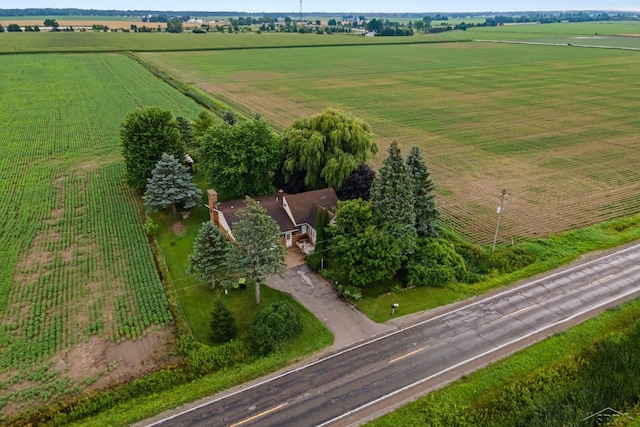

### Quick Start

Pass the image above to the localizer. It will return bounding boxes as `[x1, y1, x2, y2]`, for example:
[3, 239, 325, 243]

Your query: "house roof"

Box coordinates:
[215, 193, 297, 234]
[285, 188, 338, 229]
[215, 188, 338, 234]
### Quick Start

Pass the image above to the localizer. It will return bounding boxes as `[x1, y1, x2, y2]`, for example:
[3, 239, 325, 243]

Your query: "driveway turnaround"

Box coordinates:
[142, 241, 640, 427]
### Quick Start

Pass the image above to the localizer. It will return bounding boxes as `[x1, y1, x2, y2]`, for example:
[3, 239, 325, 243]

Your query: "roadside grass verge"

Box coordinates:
[366, 297, 640, 426]
[353, 214, 640, 322]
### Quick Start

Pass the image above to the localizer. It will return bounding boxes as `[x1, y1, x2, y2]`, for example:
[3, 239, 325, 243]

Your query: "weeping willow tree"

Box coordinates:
[280, 108, 377, 191]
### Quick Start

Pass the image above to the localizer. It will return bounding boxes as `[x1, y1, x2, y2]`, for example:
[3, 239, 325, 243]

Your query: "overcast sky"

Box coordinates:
[3, 1, 638, 13]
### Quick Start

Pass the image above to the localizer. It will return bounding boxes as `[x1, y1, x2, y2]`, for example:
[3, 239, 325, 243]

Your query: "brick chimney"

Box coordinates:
[207, 189, 219, 225]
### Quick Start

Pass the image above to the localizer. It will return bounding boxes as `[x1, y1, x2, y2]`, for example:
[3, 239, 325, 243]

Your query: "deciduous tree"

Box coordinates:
[200, 118, 280, 199]
[120, 107, 183, 193]
[406, 146, 440, 238]
[143, 153, 201, 216]
[193, 111, 214, 139]
[44, 19, 59, 30]
[187, 221, 234, 288]
[166, 18, 184, 33]
[280, 108, 377, 191]
[338, 164, 376, 201]
[329, 199, 402, 286]
[232, 198, 287, 305]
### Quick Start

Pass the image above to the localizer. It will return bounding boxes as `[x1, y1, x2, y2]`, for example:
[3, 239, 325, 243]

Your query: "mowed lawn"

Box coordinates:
[141, 41, 640, 243]
[0, 53, 203, 416]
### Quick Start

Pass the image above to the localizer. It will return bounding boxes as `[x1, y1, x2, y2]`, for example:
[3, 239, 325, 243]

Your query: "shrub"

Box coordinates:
[306, 252, 323, 271]
[406, 238, 467, 287]
[186, 340, 248, 376]
[455, 241, 535, 275]
[338, 284, 362, 301]
[250, 301, 303, 355]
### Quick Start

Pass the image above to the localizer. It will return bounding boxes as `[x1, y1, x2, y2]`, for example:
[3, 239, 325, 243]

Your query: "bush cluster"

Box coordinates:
[250, 301, 303, 355]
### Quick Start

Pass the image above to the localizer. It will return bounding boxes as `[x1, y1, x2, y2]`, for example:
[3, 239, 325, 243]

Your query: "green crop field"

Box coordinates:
[0, 53, 203, 417]
[468, 21, 640, 48]
[140, 39, 640, 244]
[0, 30, 467, 54]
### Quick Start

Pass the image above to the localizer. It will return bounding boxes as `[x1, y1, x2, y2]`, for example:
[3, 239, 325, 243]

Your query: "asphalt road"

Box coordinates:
[145, 241, 640, 427]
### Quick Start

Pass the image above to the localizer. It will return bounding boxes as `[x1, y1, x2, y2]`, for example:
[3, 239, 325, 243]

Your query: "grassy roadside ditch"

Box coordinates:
[351, 214, 640, 322]
[366, 296, 640, 426]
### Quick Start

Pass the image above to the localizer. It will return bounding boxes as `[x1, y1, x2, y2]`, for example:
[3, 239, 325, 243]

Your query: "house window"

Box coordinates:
[301, 225, 307, 233]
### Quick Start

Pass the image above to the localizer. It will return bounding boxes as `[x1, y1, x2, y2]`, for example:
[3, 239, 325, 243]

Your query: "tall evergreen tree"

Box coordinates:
[143, 153, 201, 217]
[187, 222, 233, 289]
[233, 198, 287, 305]
[406, 146, 440, 238]
[370, 141, 417, 252]
[210, 299, 238, 343]
[120, 107, 183, 193]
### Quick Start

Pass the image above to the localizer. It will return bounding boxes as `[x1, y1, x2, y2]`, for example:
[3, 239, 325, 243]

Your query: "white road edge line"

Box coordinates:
[144, 241, 640, 427]
[315, 285, 640, 427]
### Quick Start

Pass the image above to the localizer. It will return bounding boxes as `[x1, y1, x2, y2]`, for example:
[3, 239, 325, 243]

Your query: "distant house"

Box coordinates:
[207, 188, 338, 250]
[365, 31, 376, 37]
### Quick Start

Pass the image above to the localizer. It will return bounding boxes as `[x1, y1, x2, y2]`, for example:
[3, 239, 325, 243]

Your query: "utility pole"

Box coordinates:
[492, 189, 507, 254]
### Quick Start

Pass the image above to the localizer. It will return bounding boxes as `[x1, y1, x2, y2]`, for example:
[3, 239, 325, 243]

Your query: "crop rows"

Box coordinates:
[0, 52, 203, 413]
[143, 39, 640, 244]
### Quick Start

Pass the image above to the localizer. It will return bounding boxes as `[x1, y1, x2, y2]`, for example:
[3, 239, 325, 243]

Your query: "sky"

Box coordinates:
[3, 1, 639, 13]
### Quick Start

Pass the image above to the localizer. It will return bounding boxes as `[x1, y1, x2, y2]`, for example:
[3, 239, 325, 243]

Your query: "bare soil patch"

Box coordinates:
[54, 327, 177, 390]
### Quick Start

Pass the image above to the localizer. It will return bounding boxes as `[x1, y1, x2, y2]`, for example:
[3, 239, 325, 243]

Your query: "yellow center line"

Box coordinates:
[500, 305, 533, 319]
[388, 346, 429, 364]
[230, 402, 288, 427]
[590, 274, 614, 286]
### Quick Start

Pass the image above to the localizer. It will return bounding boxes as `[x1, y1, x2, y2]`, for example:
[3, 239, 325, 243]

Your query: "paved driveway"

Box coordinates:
[267, 264, 393, 349]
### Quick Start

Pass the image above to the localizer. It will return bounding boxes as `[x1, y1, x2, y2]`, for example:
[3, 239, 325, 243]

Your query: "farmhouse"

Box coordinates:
[207, 188, 338, 251]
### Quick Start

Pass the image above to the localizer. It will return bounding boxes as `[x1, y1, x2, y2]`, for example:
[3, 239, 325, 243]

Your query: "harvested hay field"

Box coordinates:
[141, 41, 640, 244]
